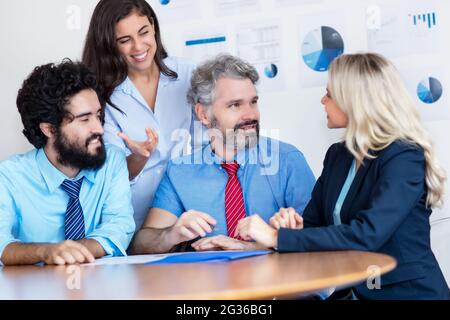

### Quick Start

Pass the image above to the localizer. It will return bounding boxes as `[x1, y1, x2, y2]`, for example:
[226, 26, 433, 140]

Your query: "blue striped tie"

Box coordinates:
[61, 178, 85, 241]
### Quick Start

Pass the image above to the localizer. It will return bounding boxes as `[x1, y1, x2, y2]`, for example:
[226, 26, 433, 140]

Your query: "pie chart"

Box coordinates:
[160, 0, 170, 5]
[264, 64, 278, 78]
[417, 77, 443, 104]
[302, 26, 344, 72]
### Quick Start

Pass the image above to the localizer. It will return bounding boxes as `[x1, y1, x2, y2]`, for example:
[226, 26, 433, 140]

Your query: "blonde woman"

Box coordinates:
[236, 53, 449, 299]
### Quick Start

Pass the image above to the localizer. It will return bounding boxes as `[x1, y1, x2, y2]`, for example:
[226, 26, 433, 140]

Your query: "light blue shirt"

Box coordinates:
[104, 56, 202, 229]
[152, 137, 316, 235]
[331, 159, 358, 300]
[313, 159, 357, 300]
[0, 144, 136, 264]
[333, 159, 357, 225]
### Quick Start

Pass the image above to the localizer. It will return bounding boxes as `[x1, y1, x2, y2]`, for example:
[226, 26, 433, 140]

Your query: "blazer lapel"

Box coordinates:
[324, 148, 353, 225]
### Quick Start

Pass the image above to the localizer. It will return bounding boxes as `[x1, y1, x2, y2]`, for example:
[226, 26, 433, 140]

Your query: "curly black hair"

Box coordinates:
[16, 59, 105, 149]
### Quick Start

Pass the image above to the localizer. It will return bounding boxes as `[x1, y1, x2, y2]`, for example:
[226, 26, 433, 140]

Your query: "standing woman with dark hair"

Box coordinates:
[83, 0, 199, 229]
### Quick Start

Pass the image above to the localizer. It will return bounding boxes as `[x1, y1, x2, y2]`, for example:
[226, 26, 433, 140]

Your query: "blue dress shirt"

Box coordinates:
[151, 137, 316, 235]
[104, 56, 203, 229]
[0, 144, 136, 264]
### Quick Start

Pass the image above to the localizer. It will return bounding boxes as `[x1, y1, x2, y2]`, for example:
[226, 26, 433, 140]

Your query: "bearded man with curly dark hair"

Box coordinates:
[0, 60, 135, 266]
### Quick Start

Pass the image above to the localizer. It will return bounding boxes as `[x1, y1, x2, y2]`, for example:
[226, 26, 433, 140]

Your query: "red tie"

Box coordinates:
[221, 161, 247, 239]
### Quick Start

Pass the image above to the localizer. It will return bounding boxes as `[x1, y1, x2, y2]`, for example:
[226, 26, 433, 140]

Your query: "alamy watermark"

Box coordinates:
[366, 4, 382, 31]
[169, 127, 281, 176]
[66, 5, 81, 31]
[66, 265, 81, 290]
[366, 265, 382, 290]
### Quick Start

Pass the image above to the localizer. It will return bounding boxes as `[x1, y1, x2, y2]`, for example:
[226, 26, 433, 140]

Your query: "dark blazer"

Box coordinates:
[278, 140, 449, 299]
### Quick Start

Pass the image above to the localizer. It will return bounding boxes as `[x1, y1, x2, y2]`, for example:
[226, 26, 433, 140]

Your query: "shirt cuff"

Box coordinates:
[130, 170, 144, 185]
[88, 236, 127, 257]
[123, 148, 143, 185]
[129, 161, 150, 185]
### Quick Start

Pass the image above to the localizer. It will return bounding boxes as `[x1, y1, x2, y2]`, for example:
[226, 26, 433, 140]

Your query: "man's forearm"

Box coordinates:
[1, 242, 48, 266]
[77, 239, 106, 258]
[130, 227, 178, 254]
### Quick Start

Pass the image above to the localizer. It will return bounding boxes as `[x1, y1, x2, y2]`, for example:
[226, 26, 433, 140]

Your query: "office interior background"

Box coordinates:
[0, 0, 449, 284]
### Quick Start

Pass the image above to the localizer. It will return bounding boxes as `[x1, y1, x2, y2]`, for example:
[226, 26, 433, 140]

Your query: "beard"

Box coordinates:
[54, 130, 106, 171]
[210, 118, 260, 151]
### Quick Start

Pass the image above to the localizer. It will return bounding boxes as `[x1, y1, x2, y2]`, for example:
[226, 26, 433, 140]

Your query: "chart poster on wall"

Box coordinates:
[214, 0, 263, 17]
[402, 66, 449, 122]
[183, 28, 229, 64]
[367, 0, 445, 58]
[297, 11, 347, 88]
[147, 0, 202, 24]
[236, 21, 286, 92]
[273, 0, 322, 8]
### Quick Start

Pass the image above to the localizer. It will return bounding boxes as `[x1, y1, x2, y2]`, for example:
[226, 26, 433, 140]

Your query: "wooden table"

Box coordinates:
[0, 251, 396, 300]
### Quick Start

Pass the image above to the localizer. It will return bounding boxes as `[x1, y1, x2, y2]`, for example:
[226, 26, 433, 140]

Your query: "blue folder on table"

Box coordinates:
[146, 250, 271, 265]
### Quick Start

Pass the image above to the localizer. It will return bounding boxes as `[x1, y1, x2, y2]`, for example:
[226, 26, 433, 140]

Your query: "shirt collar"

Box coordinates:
[116, 77, 133, 95]
[116, 74, 174, 107]
[116, 59, 176, 95]
[202, 143, 258, 167]
[36, 148, 97, 193]
[159, 72, 172, 87]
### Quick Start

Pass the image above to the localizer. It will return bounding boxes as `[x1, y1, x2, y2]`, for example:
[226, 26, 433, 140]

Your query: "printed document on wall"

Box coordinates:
[367, 0, 447, 58]
[183, 28, 229, 64]
[401, 65, 449, 122]
[236, 20, 286, 92]
[147, 0, 202, 24]
[297, 10, 347, 88]
[273, 0, 321, 8]
[214, 0, 263, 17]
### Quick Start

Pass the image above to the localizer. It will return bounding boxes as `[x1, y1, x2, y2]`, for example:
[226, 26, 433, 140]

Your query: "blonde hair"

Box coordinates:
[328, 53, 446, 208]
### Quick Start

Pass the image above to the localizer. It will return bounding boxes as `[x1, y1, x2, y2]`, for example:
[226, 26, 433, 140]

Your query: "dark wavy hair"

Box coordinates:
[82, 0, 177, 112]
[16, 60, 105, 149]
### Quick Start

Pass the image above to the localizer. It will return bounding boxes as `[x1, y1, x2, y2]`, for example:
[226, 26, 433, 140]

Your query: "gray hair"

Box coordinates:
[186, 54, 259, 112]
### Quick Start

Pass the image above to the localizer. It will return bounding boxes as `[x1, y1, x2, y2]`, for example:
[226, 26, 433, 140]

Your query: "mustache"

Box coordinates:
[234, 120, 259, 131]
[85, 134, 104, 147]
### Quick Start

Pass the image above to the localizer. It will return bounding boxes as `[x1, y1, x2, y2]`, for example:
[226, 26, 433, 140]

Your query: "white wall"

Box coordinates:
[0, 0, 449, 284]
